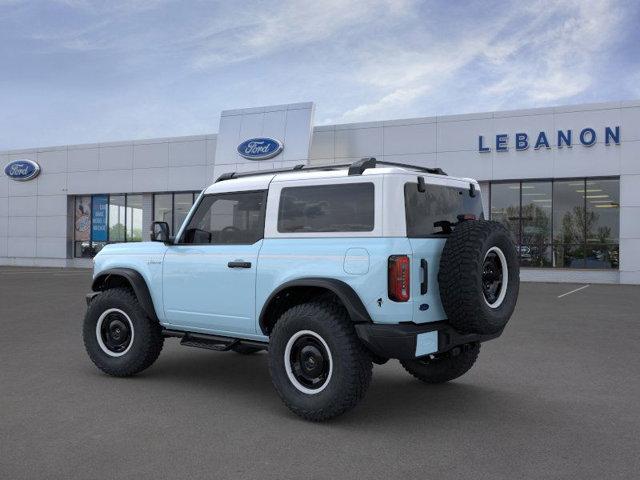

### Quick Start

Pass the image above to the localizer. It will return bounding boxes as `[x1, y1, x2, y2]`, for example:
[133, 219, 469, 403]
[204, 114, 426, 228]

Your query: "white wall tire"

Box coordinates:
[95, 308, 135, 357]
[284, 330, 333, 395]
[483, 246, 509, 309]
[268, 300, 372, 421]
[83, 288, 164, 377]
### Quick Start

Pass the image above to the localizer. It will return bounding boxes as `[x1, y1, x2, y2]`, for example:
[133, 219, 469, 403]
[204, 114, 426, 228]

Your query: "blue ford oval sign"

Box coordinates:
[4, 159, 41, 181]
[237, 137, 283, 160]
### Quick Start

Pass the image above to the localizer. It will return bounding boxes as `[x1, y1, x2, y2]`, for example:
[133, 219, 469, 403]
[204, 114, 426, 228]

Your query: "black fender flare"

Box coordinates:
[91, 268, 159, 322]
[258, 277, 372, 335]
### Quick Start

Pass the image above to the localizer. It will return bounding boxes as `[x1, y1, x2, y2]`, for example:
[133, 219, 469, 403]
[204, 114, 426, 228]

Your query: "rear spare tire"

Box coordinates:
[438, 220, 519, 334]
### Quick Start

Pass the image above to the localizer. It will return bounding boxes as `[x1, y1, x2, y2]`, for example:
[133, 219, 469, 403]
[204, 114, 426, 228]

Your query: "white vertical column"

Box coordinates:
[142, 193, 154, 241]
[619, 173, 640, 284]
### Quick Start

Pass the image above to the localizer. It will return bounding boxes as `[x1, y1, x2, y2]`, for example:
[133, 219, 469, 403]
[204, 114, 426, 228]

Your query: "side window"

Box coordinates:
[180, 191, 266, 245]
[278, 183, 374, 233]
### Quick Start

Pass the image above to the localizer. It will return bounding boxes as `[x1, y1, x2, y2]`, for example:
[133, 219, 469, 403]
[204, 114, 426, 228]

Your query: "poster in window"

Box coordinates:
[91, 195, 108, 242]
[75, 196, 91, 241]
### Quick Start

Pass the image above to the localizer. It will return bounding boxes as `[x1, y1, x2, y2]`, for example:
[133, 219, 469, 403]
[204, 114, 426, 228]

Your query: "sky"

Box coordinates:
[1, 0, 639, 150]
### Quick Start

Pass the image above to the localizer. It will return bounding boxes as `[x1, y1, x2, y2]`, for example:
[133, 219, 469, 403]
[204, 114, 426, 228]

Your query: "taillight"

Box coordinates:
[388, 255, 410, 302]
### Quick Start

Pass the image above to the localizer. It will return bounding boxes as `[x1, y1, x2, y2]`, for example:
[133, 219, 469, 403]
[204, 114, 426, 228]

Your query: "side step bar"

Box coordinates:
[163, 329, 268, 352]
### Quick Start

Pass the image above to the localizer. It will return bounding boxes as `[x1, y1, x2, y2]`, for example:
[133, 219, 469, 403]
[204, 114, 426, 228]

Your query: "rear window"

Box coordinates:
[278, 183, 374, 233]
[405, 182, 483, 237]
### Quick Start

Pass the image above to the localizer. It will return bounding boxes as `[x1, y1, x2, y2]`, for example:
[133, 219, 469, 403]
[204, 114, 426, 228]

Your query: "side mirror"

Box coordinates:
[150, 221, 170, 243]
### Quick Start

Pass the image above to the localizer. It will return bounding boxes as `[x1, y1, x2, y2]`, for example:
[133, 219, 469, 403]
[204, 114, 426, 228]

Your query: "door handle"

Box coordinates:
[228, 261, 251, 269]
[420, 259, 428, 295]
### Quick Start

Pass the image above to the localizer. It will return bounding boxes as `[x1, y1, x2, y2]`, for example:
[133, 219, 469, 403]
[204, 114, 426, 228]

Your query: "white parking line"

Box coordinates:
[557, 284, 590, 298]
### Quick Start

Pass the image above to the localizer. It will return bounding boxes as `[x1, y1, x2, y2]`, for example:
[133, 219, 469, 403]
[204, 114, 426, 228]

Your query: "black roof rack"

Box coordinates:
[347, 157, 446, 176]
[214, 163, 352, 182]
[214, 157, 446, 182]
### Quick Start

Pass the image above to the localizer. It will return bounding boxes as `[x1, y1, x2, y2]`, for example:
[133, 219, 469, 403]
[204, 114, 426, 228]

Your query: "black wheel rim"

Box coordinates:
[288, 334, 331, 391]
[100, 311, 132, 354]
[482, 250, 504, 306]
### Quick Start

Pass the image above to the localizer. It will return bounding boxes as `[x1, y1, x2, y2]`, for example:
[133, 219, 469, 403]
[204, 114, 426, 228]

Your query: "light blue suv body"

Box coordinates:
[85, 158, 517, 421]
[87, 158, 492, 358]
[93, 236, 447, 339]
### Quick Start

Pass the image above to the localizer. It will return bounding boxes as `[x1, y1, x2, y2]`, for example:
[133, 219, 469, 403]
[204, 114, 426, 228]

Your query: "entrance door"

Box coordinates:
[162, 190, 267, 336]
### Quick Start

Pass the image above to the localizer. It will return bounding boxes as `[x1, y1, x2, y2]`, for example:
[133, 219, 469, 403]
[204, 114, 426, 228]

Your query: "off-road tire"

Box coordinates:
[438, 220, 519, 334]
[400, 343, 480, 384]
[83, 288, 164, 377]
[231, 344, 264, 355]
[268, 300, 373, 421]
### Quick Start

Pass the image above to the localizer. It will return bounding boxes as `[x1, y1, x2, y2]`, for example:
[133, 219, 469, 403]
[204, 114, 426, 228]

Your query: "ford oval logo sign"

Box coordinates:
[237, 137, 283, 160]
[4, 159, 41, 181]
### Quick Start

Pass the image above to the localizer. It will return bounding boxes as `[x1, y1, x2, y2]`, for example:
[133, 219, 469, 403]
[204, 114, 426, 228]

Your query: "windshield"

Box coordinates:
[404, 181, 484, 237]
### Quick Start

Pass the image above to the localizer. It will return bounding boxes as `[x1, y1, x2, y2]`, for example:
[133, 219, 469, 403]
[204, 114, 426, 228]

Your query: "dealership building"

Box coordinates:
[1, 100, 639, 284]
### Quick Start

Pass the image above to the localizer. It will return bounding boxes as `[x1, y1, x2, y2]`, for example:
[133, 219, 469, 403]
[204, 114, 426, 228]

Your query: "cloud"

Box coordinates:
[338, 36, 494, 121]
[51, 0, 172, 13]
[339, 85, 429, 121]
[482, 0, 622, 104]
[0, 0, 635, 149]
[190, 0, 413, 69]
[335, 0, 626, 122]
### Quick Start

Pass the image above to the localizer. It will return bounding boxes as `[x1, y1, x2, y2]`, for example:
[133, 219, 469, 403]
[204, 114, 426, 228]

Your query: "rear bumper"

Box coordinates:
[354, 321, 502, 360]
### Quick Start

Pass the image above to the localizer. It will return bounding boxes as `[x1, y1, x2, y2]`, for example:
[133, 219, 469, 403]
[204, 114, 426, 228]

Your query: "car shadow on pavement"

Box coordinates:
[91, 347, 531, 427]
[347, 377, 521, 427]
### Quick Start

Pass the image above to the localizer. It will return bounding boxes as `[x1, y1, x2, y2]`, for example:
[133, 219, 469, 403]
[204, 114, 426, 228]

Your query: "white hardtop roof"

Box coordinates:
[203, 164, 477, 195]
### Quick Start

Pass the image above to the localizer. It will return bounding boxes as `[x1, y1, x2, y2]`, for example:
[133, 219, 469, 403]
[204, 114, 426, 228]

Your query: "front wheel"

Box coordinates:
[83, 288, 164, 377]
[400, 343, 480, 384]
[268, 300, 372, 421]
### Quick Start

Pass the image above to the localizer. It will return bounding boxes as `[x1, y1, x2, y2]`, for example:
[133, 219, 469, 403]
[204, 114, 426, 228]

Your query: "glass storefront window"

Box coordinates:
[74, 193, 148, 258]
[585, 244, 619, 269]
[174, 193, 194, 234]
[74, 196, 92, 258]
[553, 180, 586, 246]
[126, 194, 143, 242]
[490, 183, 520, 243]
[154, 193, 173, 232]
[153, 192, 199, 234]
[109, 195, 126, 242]
[585, 179, 619, 269]
[521, 181, 552, 267]
[553, 180, 587, 268]
[585, 179, 619, 244]
[490, 178, 620, 270]
[553, 243, 586, 268]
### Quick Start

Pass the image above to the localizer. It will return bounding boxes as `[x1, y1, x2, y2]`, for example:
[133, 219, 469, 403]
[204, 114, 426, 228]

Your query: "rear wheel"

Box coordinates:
[400, 343, 480, 384]
[83, 288, 164, 377]
[268, 300, 372, 421]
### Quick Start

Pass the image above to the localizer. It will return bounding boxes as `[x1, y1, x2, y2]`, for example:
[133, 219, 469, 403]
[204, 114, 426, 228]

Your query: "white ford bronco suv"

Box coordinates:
[83, 157, 519, 421]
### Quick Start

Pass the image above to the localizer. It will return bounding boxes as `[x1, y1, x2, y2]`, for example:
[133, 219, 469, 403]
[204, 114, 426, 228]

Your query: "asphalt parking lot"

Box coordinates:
[1, 267, 639, 480]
